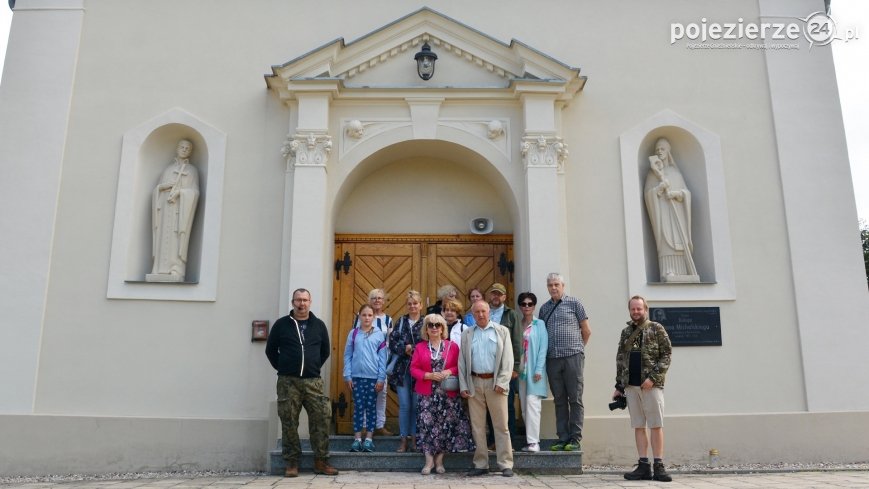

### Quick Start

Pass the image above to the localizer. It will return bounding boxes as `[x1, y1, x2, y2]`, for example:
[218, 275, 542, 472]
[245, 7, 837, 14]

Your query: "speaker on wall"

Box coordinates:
[470, 217, 493, 234]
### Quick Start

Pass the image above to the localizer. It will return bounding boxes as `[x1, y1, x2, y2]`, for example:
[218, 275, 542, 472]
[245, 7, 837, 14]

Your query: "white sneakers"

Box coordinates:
[521, 443, 540, 452]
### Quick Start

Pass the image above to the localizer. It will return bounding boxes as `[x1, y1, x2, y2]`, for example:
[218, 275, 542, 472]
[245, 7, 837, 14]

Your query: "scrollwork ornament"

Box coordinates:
[281, 132, 332, 170]
[521, 135, 568, 173]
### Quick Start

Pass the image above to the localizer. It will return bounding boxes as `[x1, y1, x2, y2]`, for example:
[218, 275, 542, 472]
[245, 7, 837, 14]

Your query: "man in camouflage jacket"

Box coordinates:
[613, 296, 673, 482]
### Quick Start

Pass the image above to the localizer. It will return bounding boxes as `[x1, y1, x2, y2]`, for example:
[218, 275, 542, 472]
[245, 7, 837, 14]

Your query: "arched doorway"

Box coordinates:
[329, 143, 516, 434]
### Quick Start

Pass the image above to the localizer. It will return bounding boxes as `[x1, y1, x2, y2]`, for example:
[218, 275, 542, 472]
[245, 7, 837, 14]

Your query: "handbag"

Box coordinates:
[440, 342, 459, 392]
[441, 375, 460, 392]
[385, 353, 399, 376]
[385, 316, 406, 376]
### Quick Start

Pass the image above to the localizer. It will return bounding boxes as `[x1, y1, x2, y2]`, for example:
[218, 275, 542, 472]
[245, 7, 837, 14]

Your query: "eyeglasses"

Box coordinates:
[371, 297, 384, 301]
[427, 324, 443, 329]
[519, 302, 535, 307]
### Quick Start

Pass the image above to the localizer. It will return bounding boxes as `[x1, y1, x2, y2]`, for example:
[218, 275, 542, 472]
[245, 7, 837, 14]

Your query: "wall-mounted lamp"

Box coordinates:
[251, 320, 269, 342]
[414, 42, 438, 80]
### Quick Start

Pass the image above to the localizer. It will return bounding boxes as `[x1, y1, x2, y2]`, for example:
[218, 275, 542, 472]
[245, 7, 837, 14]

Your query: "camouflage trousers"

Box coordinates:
[277, 375, 331, 463]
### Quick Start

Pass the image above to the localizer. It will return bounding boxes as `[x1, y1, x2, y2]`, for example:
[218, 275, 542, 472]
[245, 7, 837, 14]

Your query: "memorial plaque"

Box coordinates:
[648, 307, 721, 346]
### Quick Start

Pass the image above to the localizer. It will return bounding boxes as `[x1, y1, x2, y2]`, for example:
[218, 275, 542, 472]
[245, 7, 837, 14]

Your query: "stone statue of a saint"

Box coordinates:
[644, 137, 700, 283]
[145, 139, 200, 283]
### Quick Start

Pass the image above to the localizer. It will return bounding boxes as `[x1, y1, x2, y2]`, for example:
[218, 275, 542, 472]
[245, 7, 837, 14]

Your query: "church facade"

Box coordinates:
[0, 0, 867, 475]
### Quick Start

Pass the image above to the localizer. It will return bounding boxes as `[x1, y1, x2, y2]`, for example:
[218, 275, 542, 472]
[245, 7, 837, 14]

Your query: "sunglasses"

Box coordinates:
[427, 323, 444, 329]
[519, 302, 535, 307]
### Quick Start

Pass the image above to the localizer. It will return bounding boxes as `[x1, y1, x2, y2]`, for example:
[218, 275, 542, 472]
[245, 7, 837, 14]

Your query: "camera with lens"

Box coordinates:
[608, 395, 627, 411]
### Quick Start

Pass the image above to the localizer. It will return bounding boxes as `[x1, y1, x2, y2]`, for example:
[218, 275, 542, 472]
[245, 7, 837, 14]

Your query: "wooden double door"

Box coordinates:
[331, 234, 514, 434]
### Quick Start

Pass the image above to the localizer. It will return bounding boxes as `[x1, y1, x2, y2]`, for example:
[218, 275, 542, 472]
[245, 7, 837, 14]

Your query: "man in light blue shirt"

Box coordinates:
[458, 301, 515, 477]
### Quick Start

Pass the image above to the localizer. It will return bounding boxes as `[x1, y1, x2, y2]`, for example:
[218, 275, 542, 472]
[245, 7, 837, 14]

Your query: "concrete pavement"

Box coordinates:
[2, 470, 869, 488]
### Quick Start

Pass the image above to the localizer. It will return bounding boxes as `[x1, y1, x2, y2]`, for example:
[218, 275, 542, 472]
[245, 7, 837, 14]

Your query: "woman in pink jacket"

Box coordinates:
[411, 314, 475, 474]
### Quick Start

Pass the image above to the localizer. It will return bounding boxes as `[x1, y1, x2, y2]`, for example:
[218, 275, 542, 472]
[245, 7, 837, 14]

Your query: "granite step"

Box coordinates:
[270, 436, 582, 475]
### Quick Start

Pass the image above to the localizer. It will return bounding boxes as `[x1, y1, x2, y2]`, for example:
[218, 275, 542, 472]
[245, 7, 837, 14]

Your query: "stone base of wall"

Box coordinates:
[2, 410, 868, 476]
[0, 415, 269, 477]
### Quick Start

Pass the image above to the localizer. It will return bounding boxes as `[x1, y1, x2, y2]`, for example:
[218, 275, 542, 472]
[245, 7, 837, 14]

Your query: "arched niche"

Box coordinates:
[638, 128, 712, 283]
[107, 108, 226, 301]
[619, 109, 735, 301]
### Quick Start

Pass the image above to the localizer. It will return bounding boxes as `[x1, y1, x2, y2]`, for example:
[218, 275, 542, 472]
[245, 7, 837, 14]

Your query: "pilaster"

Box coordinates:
[281, 130, 332, 325]
[0, 0, 85, 413]
[522, 133, 569, 296]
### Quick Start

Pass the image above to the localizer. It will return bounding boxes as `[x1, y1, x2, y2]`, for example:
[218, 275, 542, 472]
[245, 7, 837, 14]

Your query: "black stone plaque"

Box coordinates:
[648, 307, 721, 346]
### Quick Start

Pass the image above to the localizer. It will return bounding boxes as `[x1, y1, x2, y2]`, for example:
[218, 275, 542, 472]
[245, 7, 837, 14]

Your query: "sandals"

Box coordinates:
[421, 465, 433, 475]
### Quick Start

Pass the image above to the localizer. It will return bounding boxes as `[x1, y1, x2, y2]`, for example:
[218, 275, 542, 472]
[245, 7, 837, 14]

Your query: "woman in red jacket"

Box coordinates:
[411, 314, 475, 474]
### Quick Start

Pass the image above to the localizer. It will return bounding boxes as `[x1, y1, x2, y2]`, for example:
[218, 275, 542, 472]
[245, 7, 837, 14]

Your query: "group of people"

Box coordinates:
[266, 274, 673, 482]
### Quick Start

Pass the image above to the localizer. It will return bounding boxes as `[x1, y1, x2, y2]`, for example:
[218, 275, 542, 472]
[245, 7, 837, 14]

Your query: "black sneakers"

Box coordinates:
[623, 460, 652, 480]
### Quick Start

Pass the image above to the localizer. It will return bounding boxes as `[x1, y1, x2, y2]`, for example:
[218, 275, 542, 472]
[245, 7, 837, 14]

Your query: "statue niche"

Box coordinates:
[644, 137, 700, 283]
[145, 139, 200, 283]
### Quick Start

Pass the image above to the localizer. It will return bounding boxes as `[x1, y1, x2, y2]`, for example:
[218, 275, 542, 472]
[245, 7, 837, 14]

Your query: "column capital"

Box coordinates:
[521, 134, 568, 174]
[281, 132, 332, 171]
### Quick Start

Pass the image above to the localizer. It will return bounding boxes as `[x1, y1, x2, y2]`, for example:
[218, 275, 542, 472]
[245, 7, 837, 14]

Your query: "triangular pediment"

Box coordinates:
[266, 7, 585, 101]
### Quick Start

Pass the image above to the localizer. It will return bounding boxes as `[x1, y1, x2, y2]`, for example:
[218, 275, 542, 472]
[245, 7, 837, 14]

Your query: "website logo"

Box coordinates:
[670, 11, 859, 50]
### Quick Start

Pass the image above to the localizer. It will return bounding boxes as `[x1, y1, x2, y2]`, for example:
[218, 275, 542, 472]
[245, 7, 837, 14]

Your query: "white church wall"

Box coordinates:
[544, 0, 811, 416]
[0, 0, 866, 474]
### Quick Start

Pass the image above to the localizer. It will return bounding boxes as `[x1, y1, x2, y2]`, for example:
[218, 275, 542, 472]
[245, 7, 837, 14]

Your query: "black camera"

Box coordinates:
[608, 395, 627, 411]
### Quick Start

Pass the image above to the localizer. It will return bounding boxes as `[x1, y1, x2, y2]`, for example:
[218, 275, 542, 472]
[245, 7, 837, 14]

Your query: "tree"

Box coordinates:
[862, 219, 869, 288]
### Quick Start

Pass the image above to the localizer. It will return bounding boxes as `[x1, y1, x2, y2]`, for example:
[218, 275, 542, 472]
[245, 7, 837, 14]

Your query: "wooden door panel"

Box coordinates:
[430, 243, 513, 308]
[332, 235, 510, 434]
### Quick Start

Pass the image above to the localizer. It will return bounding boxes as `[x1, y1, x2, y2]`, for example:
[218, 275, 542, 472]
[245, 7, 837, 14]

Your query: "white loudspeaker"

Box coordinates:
[470, 217, 493, 234]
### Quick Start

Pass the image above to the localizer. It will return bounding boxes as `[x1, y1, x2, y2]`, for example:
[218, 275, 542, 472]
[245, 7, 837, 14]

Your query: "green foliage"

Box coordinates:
[862, 219, 869, 288]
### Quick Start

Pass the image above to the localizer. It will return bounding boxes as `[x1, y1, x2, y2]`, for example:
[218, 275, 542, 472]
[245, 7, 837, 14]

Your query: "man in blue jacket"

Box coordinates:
[266, 288, 338, 478]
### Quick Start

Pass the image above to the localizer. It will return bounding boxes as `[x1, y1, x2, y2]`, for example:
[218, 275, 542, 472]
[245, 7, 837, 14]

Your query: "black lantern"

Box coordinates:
[414, 42, 437, 80]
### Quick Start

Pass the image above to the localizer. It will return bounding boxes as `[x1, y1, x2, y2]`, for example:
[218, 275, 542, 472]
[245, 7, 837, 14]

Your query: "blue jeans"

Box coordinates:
[396, 370, 418, 437]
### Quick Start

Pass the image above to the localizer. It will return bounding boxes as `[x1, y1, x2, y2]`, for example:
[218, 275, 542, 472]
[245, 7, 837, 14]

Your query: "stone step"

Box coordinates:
[270, 436, 582, 475]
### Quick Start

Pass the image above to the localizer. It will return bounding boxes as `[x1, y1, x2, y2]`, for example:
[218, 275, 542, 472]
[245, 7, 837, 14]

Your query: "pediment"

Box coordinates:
[266, 7, 585, 101]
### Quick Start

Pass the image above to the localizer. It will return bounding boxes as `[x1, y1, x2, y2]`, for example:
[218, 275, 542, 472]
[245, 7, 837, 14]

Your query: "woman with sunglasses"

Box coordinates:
[388, 290, 425, 452]
[516, 292, 549, 452]
[410, 314, 474, 474]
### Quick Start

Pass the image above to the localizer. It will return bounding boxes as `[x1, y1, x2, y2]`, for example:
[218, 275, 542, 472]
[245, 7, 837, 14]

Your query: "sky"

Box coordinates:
[0, 4, 865, 221]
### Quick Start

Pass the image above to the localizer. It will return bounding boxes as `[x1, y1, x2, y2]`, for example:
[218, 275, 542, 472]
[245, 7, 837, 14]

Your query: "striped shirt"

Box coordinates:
[539, 295, 588, 358]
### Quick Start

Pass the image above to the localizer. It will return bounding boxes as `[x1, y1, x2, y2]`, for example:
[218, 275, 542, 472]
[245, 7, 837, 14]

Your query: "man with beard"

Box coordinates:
[613, 295, 673, 482]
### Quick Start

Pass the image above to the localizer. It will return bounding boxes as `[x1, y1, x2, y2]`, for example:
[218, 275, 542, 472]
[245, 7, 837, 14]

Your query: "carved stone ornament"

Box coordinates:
[345, 120, 364, 139]
[281, 132, 332, 169]
[487, 120, 505, 140]
[521, 134, 568, 173]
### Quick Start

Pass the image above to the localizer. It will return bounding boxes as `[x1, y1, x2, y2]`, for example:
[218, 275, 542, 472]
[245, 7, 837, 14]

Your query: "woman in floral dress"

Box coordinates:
[410, 314, 475, 474]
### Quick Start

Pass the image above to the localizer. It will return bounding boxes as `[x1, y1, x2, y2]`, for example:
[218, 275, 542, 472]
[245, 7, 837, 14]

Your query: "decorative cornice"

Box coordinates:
[334, 233, 514, 244]
[521, 134, 568, 174]
[281, 132, 332, 170]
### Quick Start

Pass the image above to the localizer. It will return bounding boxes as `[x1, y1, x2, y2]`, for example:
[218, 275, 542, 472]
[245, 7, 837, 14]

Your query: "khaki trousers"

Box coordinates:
[468, 376, 513, 470]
